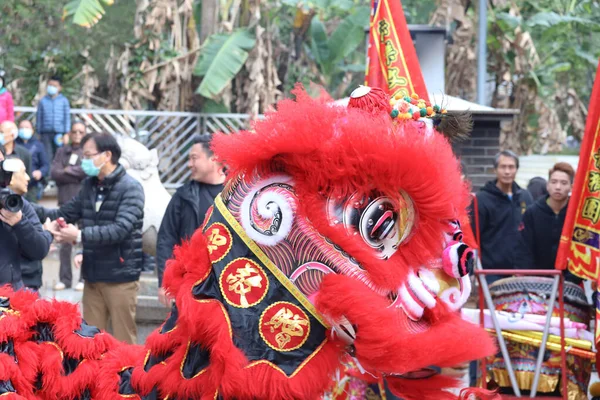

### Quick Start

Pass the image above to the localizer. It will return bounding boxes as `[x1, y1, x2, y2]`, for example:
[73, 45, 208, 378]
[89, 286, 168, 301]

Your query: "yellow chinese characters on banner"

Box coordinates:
[557, 60, 600, 281]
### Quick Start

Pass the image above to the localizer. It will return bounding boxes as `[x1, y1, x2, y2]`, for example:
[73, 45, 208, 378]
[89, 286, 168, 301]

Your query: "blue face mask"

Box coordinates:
[81, 157, 103, 177]
[18, 128, 33, 140]
[47, 85, 58, 96]
[0, 135, 4, 146]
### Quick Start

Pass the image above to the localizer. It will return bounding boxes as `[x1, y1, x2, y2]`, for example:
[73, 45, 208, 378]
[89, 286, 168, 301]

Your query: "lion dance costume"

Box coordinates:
[0, 86, 496, 399]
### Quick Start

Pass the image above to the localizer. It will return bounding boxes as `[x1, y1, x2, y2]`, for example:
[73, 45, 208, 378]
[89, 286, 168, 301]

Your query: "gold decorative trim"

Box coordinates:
[214, 195, 329, 327]
[258, 301, 310, 352]
[195, 299, 233, 339]
[159, 319, 178, 335]
[43, 341, 64, 361]
[245, 339, 328, 378]
[202, 206, 214, 231]
[218, 258, 270, 309]
[179, 340, 208, 380]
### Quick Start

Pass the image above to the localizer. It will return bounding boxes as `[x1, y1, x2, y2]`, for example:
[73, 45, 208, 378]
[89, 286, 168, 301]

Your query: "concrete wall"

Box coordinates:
[454, 119, 502, 190]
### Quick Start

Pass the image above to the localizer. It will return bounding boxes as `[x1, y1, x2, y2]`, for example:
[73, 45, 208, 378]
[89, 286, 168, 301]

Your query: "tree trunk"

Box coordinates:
[199, 0, 220, 44]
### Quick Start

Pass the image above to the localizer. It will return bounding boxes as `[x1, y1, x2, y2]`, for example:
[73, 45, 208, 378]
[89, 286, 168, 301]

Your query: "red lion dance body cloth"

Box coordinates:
[0, 86, 495, 400]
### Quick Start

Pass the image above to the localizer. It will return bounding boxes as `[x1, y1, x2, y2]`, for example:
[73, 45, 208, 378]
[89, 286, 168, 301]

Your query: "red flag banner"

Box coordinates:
[365, 0, 429, 101]
[555, 60, 600, 280]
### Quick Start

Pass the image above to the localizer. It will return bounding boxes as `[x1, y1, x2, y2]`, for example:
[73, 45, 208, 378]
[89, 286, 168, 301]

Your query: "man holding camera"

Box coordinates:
[0, 146, 53, 289]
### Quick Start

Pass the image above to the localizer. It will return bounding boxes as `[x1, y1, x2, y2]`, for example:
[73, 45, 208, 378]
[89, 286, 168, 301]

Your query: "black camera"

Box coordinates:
[0, 159, 23, 212]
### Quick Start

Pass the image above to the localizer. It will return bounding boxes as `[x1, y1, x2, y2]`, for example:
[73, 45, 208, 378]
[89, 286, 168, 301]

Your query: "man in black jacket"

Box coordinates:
[518, 162, 579, 281]
[39, 132, 144, 344]
[470, 150, 533, 284]
[156, 135, 225, 306]
[0, 149, 52, 289]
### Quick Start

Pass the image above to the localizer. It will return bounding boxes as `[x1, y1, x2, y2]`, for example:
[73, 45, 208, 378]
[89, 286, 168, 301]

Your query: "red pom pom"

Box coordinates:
[347, 86, 392, 115]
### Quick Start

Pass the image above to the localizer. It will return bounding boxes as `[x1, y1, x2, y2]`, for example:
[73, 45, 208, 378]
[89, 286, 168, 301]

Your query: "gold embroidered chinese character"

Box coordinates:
[378, 20, 390, 41]
[207, 228, 227, 255]
[387, 67, 409, 95]
[226, 263, 263, 307]
[264, 307, 309, 349]
[582, 197, 600, 224]
[594, 147, 600, 169]
[573, 227, 592, 243]
[589, 171, 600, 193]
[384, 40, 398, 66]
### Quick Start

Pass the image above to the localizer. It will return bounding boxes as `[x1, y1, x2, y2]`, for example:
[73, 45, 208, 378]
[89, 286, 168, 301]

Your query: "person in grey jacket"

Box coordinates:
[36, 76, 71, 160]
[0, 148, 52, 289]
[50, 120, 87, 291]
[39, 132, 144, 344]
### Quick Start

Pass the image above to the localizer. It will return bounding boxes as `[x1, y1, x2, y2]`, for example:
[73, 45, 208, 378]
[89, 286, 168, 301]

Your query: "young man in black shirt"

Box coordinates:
[156, 135, 225, 305]
[518, 162, 579, 281]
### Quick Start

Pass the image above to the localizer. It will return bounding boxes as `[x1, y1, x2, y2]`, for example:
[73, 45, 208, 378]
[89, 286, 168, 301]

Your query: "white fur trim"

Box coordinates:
[240, 174, 295, 246]
[399, 284, 424, 320]
[408, 272, 436, 309]
[418, 268, 440, 296]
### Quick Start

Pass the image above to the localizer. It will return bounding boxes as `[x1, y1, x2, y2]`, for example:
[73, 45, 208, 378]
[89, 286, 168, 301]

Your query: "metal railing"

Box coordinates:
[14, 106, 253, 189]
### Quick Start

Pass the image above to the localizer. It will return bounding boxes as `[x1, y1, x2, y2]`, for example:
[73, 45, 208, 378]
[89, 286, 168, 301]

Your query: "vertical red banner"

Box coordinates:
[555, 60, 600, 281]
[365, 0, 429, 102]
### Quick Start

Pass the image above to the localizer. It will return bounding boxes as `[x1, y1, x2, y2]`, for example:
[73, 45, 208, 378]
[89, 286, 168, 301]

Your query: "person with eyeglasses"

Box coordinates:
[49, 121, 88, 291]
[38, 132, 144, 344]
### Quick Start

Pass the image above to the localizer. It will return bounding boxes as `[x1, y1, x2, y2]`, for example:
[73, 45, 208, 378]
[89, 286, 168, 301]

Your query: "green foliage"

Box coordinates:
[491, 0, 600, 101]
[63, 0, 114, 27]
[307, 6, 369, 87]
[194, 29, 257, 99]
[0, 0, 135, 105]
[488, 0, 600, 144]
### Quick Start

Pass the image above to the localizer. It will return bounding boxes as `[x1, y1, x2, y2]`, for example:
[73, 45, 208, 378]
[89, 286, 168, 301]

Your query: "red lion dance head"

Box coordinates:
[0, 86, 494, 400]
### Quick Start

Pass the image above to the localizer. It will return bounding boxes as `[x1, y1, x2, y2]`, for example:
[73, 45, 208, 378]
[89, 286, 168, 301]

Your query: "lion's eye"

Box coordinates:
[327, 190, 415, 259]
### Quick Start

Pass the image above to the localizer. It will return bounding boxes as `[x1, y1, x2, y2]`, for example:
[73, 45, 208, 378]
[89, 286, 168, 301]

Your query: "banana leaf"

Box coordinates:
[194, 29, 256, 99]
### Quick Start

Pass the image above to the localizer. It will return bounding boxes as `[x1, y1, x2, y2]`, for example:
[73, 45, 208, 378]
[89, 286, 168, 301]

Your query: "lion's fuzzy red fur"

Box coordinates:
[0, 87, 493, 400]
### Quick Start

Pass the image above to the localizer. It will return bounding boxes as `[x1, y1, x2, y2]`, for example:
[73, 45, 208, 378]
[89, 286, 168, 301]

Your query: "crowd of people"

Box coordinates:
[0, 93, 225, 344]
[0, 71, 581, 352]
[469, 149, 577, 283]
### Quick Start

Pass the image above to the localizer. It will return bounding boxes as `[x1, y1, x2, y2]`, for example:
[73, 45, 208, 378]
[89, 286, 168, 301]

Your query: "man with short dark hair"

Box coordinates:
[50, 120, 87, 291]
[470, 150, 533, 283]
[37, 132, 144, 344]
[36, 76, 71, 160]
[156, 135, 225, 305]
[518, 163, 578, 281]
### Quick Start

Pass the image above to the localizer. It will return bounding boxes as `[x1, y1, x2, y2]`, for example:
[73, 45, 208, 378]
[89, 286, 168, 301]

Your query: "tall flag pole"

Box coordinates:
[365, 0, 429, 101]
[555, 59, 600, 280]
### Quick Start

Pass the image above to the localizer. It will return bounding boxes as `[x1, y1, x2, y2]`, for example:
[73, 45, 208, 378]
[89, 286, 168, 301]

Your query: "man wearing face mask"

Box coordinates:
[16, 120, 49, 203]
[1, 121, 32, 178]
[36, 76, 71, 160]
[50, 120, 87, 291]
[0, 70, 15, 124]
[0, 146, 53, 289]
[37, 132, 144, 344]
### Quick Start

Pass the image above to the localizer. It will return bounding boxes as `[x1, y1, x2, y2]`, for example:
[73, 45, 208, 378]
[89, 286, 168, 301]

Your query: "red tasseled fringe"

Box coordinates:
[347, 86, 392, 115]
